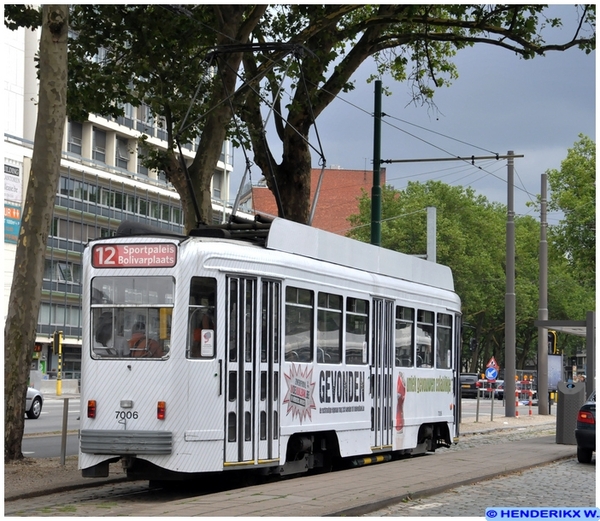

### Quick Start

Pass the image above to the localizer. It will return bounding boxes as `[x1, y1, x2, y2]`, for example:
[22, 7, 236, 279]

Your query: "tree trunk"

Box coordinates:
[273, 128, 312, 223]
[4, 5, 68, 462]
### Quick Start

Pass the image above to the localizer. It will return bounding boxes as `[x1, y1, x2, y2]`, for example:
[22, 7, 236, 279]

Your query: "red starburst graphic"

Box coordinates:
[283, 364, 316, 423]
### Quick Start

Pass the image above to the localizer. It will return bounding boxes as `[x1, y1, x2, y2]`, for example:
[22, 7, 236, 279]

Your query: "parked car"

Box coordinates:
[460, 373, 480, 398]
[575, 390, 595, 463]
[25, 387, 43, 419]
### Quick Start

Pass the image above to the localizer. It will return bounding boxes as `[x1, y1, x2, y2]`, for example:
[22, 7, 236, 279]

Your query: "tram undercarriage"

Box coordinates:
[81, 421, 452, 482]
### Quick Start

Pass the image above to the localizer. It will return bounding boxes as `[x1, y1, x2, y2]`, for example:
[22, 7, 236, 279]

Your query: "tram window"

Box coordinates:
[187, 277, 216, 359]
[416, 309, 434, 368]
[317, 292, 342, 364]
[229, 280, 238, 362]
[345, 297, 369, 365]
[284, 287, 313, 363]
[91, 276, 173, 359]
[228, 412, 236, 442]
[395, 306, 414, 367]
[261, 281, 281, 364]
[436, 313, 452, 369]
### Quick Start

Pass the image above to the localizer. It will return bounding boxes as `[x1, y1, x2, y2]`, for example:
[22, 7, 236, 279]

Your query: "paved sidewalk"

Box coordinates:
[135, 435, 573, 517]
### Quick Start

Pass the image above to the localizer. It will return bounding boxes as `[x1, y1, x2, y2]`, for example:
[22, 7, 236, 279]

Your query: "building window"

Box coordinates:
[172, 207, 182, 224]
[116, 137, 129, 169]
[92, 127, 106, 163]
[161, 204, 171, 221]
[117, 102, 134, 128]
[212, 171, 222, 200]
[67, 121, 82, 156]
[137, 152, 149, 177]
[100, 188, 114, 207]
[137, 104, 154, 136]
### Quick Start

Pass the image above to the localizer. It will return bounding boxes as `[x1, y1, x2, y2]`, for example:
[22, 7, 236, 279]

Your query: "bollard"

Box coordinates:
[515, 390, 519, 417]
[60, 397, 69, 465]
[528, 389, 533, 416]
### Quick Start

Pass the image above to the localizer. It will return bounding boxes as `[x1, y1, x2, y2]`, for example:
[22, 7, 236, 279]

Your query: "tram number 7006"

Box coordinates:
[115, 410, 139, 420]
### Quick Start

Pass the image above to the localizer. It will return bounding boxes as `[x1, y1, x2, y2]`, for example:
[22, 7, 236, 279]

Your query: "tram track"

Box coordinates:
[5, 474, 251, 517]
[6, 425, 555, 517]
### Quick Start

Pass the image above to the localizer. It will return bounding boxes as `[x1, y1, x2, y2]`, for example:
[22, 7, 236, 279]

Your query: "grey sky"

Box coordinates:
[310, 6, 596, 224]
[231, 6, 595, 225]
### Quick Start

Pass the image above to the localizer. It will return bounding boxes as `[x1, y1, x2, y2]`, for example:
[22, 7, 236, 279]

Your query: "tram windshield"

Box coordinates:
[91, 276, 174, 359]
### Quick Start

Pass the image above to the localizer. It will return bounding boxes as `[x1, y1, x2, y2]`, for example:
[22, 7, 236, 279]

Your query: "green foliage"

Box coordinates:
[348, 180, 594, 371]
[68, 5, 216, 146]
[240, 4, 595, 223]
[4, 5, 42, 30]
[546, 134, 596, 288]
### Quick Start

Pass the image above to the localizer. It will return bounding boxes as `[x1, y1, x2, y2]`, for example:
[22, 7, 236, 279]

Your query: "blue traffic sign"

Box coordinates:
[485, 367, 498, 381]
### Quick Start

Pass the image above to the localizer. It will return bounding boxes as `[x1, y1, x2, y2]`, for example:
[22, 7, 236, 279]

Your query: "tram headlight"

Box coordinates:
[87, 400, 97, 419]
[157, 401, 166, 420]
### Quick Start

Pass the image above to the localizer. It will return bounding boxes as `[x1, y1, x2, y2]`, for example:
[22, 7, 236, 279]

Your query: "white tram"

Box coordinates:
[79, 217, 461, 480]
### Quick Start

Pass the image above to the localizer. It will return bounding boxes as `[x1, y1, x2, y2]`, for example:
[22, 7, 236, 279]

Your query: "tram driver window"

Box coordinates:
[284, 287, 313, 363]
[416, 309, 434, 368]
[188, 277, 217, 359]
[91, 276, 174, 359]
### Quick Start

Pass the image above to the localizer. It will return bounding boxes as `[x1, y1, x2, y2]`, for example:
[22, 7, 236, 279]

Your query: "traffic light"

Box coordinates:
[52, 330, 62, 355]
[547, 330, 557, 354]
[469, 338, 477, 352]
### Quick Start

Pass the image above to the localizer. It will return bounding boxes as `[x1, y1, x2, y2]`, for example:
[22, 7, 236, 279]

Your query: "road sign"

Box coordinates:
[486, 356, 499, 370]
[485, 366, 498, 382]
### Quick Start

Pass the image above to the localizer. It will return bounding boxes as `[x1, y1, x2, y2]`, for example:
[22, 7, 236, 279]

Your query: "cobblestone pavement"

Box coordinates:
[364, 458, 596, 517]
[364, 427, 597, 518]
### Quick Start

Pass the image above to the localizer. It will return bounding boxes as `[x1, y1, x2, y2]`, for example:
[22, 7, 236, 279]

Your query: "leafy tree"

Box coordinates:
[241, 5, 595, 224]
[4, 5, 68, 462]
[347, 181, 594, 373]
[546, 134, 596, 288]
[348, 181, 507, 371]
[67, 5, 267, 233]
[64, 5, 595, 229]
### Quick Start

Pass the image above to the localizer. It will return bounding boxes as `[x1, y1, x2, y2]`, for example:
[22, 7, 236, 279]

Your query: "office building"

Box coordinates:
[4, 23, 242, 381]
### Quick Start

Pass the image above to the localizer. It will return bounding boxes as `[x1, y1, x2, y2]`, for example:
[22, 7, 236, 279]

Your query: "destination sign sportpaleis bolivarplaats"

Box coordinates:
[92, 243, 177, 268]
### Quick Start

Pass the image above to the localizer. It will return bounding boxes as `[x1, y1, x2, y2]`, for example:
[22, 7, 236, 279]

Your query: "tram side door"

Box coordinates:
[371, 298, 394, 450]
[224, 276, 281, 466]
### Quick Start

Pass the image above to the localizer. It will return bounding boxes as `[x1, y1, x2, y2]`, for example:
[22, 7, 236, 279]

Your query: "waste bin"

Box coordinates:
[555, 381, 586, 445]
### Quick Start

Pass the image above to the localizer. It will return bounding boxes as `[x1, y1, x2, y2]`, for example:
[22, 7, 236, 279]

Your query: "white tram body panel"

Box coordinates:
[79, 218, 461, 479]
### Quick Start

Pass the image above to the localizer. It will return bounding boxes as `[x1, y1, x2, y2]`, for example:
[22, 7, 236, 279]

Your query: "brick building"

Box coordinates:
[244, 167, 386, 235]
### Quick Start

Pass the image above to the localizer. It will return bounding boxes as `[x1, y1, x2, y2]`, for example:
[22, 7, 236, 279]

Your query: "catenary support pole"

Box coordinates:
[371, 80, 382, 246]
[538, 174, 549, 414]
[504, 151, 516, 417]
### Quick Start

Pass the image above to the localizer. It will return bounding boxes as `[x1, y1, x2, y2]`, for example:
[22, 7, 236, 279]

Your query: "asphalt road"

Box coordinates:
[23, 396, 80, 458]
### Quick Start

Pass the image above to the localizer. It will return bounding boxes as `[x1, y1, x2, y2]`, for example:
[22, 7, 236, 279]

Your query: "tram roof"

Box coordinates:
[266, 218, 454, 292]
[115, 218, 454, 292]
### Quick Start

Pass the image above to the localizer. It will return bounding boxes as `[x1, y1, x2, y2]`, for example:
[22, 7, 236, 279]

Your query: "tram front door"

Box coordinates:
[224, 277, 281, 466]
[371, 297, 394, 450]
